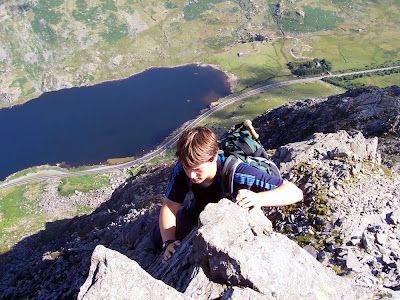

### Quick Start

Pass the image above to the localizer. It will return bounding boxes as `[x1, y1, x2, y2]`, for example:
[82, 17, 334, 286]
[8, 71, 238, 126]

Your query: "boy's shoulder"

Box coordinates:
[173, 161, 184, 172]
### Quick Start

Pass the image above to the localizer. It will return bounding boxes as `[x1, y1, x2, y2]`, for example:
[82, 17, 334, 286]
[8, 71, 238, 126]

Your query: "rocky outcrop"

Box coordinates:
[78, 245, 185, 300]
[0, 164, 172, 299]
[79, 200, 372, 299]
[252, 86, 400, 297]
[253, 86, 400, 169]
[193, 200, 370, 299]
[263, 128, 400, 296]
[275, 130, 380, 173]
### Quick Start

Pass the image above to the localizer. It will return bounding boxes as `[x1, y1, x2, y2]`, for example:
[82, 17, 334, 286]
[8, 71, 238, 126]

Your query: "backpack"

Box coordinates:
[219, 120, 282, 198]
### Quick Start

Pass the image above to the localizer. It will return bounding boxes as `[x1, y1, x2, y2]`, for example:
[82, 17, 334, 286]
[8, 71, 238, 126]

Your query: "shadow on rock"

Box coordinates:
[0, 163, 172, 299]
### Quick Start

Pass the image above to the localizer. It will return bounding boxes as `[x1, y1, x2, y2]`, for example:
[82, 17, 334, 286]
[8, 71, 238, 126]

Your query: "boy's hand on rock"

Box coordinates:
[163, 240, 181, 262]
[236, 189, 261, 210]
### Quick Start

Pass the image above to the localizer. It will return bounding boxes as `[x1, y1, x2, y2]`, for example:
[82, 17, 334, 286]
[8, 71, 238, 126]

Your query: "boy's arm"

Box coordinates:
[159, 198, 182, 242]
[159, 198, 182, 261]
[236, 180, 303, 209]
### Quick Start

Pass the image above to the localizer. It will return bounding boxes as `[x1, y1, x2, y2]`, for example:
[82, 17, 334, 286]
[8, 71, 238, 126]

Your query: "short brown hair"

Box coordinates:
[176, 127, 218, 168]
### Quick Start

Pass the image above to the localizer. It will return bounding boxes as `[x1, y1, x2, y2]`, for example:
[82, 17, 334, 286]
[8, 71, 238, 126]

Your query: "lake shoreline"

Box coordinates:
[0, 62, 237, 110]
[1, 64, 233, 182]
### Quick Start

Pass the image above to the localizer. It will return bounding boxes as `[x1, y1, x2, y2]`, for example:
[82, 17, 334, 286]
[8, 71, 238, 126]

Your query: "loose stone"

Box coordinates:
[375, 232, 388, 246]
[389, 210, 400, 225]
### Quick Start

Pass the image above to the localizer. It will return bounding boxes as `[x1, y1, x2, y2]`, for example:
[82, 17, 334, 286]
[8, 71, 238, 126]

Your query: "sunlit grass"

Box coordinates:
[57, 174, 110, 196]
[340, 73, 400, 88]
[0, 184, 46, 254]
[200, 81, 344, 134]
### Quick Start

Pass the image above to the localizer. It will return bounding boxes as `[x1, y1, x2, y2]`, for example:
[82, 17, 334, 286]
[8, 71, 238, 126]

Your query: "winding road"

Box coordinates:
[1, 65, 399, 190]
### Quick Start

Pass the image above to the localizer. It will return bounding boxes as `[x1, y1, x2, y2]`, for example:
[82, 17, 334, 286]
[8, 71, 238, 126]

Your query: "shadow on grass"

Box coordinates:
[236, 64, 293, 90]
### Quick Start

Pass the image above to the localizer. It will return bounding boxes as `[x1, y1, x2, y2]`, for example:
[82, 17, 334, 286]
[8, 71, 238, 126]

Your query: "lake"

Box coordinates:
[0, 65, 231, 181]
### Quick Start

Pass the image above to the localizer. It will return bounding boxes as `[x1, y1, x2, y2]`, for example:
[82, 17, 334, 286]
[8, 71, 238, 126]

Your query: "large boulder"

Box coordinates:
[79, 200, 372, 299]
[274, 130, 380, 173]
[192, 200, 372, 300]
[78, 245, 185, 300]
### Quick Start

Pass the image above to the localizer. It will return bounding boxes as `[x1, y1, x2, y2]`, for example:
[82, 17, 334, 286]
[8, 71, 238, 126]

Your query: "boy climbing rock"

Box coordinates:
[156, 126, 303, 261]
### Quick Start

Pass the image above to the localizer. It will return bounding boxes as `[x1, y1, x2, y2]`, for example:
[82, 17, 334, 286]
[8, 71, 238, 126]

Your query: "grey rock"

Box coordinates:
[392, 250, 400, 259]
[184, 267, 225, 299]
[377, 245, 390, 256]
[325, 236, 335, 244]
[334, 218, 344, 228]
[78, 245, 185, 300]
[146, 228, 199, 292]
[276, 131, 381, 173]
[389, 210, 400, 225]
[316, 251, 326, 262]
[362, 232, 373, 252]
[367, 224, 381, 233]
[325, 244, 336, 253]
[346, 248, 363, 272]
[348, 236, 361, 246]
[337, 248, 348, 257]
[375, 232, 388, 246]
[351, 163, 362, 175]
[382, 254, 393, 266]
[254, 86, 400, 152]
[192, 200, 371, 300]
[303, 245, 318, 259]
[222, 287, 268, 300]
[296, 9, 305, 17]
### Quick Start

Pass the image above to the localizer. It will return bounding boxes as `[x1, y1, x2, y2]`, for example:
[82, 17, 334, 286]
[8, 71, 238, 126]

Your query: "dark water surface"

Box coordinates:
[0, 65, 231, 180]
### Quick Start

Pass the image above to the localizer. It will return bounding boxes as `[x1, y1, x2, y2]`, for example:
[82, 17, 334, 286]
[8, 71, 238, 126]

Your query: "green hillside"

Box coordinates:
[1, 0, 399, 252]
[0, 0, 399, 108]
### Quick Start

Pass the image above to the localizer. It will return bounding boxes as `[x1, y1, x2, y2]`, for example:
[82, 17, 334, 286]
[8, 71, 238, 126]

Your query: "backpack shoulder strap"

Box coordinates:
[221, 155, 242, 198]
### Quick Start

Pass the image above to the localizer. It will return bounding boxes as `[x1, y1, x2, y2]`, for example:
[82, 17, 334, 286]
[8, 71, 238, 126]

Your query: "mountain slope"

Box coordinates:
[0, 86, 399, 298]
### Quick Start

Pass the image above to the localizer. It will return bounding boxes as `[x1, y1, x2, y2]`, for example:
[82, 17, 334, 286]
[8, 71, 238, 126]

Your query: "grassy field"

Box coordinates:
[300, 1, 400, 72]
[0, 185, 39, 229]
[338, 73, 400, 88]
[0, 184, 47, 254]
[74, 204, 94, 215]
[207, 39, 294, 89]
[279, 6, 343, 33]
[57, 174, 110, 196]
[199, 80, 344, 134]
[0, 172, 111, 253]
[1, 0, 399, 108]
[106, 156, 136, 165]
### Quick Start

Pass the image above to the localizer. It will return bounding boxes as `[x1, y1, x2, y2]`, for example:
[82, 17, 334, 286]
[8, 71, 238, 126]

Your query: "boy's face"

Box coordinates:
[183, 155, 218, 184]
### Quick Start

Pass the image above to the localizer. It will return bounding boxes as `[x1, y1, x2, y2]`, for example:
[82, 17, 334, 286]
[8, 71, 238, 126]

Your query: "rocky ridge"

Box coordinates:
[78, 200, 371, 299]
[253, 86, 400, 293]
[0, 86, 399, 299]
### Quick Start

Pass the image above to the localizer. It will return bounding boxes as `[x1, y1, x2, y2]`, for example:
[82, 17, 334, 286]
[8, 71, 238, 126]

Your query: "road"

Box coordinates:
[1, 65, 399, 190]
